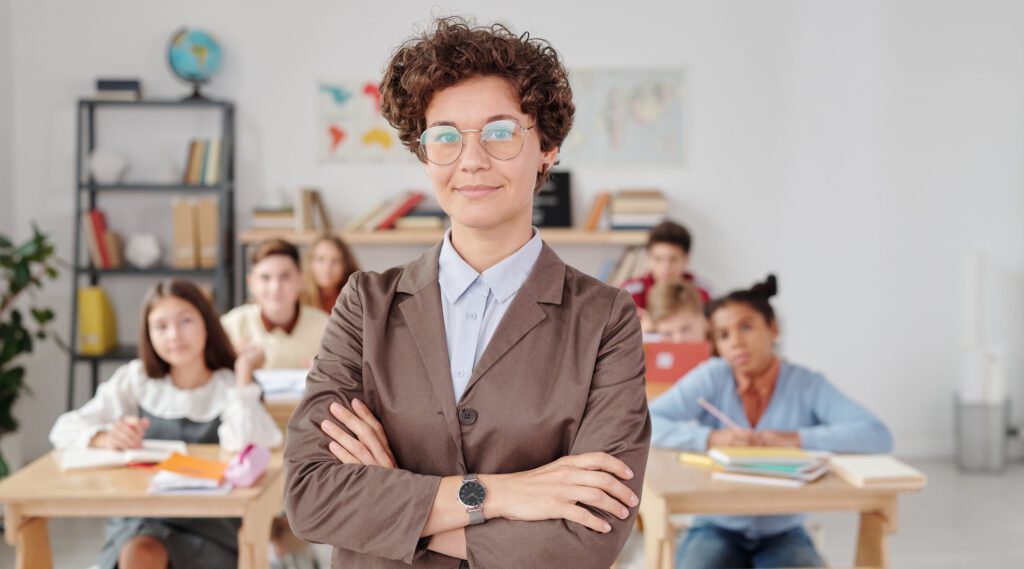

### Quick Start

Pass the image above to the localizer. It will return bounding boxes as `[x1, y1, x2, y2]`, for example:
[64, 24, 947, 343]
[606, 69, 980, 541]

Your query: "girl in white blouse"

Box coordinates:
[50, 279, 281, 569]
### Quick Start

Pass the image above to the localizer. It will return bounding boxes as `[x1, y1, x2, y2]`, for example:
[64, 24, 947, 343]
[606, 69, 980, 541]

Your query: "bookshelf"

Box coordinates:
[67, 98, 236, 410]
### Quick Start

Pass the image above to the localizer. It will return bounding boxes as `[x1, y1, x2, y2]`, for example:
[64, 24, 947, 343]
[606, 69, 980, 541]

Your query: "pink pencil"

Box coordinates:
[697, 397, 743, 431]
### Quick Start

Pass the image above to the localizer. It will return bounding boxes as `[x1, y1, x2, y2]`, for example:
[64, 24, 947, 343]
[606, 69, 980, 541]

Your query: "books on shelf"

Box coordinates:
[171, 197, 218, 269]
[81, 208, 123, 269]
[296, 188, 332, 233]
[183, 137, 223, 186]
[94, 78, 142, 101]
[610, 189, 668, 230]
[829, 455, 927, 489]
[584, 191, 611, 231]
[604, 245, 648, 285]
[58, 440, 187, 472]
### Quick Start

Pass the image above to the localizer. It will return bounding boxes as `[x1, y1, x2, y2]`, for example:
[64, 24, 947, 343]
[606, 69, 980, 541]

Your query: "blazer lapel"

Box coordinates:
[463, 243, 566, 397]
[397, 244, 465, 457]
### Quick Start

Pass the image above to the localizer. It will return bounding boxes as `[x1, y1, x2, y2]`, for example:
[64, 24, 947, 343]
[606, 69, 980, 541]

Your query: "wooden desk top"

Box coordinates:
[643, 448, 921, 516]
[0, 445, 283, 518]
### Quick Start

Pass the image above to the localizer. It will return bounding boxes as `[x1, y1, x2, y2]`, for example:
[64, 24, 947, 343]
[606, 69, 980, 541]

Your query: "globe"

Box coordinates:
[167, 28, 222, 99]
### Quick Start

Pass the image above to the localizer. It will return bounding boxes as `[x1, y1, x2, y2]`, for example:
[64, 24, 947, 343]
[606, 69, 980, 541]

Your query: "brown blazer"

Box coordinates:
[284, 242, 650, 568]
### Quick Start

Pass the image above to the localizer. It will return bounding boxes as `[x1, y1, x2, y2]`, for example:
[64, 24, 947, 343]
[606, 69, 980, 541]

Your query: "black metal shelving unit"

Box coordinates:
[67, 98, 236, 410]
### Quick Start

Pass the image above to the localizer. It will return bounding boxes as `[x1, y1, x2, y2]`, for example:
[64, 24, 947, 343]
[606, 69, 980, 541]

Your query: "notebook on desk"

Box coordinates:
[644, 342, 713, 384]
[58, 440, 187, 472]
[830, 455, 927, 489]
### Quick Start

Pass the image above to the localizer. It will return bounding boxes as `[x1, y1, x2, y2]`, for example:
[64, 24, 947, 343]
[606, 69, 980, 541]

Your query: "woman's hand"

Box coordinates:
[320, 399, 396, 468]
[234, 345, 266, 386]
[91, 416, 151, 450]
[707, 428, 754, 448]
[481, 452, 639, 534]
[753, 430, 801, 448]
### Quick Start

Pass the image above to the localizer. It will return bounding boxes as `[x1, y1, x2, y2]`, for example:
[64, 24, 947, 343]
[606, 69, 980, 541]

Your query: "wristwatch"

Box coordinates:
[457, 473, 487, 525]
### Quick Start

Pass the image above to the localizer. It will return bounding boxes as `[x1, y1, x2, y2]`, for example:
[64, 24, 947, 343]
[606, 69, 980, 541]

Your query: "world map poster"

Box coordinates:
[318, 80, 414, 163]
[562, 68, 685, 166]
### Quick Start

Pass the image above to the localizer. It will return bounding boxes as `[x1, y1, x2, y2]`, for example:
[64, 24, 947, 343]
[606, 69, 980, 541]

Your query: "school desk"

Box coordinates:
[0, 445, 283, 569]
[638, 448, 924, 569]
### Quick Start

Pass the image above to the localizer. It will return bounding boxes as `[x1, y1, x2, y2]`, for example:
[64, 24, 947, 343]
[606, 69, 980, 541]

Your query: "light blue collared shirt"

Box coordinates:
[438, 228, 543, 401]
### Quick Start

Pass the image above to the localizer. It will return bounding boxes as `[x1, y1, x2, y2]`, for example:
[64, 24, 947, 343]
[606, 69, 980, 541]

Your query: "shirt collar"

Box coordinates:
[260, 304, 301, 334]
[438, 227, 543, 304]
[735, 357, 781, 398]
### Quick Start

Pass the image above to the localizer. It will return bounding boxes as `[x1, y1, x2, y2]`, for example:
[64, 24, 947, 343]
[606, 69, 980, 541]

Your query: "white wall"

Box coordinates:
[7, 0, 1024, 462]
[0, 0, 12, 233]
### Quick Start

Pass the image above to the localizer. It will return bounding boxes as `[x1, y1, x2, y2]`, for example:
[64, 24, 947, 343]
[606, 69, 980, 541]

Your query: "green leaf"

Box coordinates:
[31, 307, 54, 325]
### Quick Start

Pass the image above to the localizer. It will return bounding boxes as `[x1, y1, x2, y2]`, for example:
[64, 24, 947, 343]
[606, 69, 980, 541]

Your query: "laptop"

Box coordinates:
[644, 341, 713, 386]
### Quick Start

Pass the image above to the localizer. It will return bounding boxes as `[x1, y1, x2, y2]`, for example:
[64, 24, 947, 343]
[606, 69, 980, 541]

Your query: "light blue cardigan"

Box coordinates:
[649, 357, 893, 539]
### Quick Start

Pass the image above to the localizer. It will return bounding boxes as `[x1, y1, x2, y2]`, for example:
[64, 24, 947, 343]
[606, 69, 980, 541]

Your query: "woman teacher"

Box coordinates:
[284, 16, 650, 568]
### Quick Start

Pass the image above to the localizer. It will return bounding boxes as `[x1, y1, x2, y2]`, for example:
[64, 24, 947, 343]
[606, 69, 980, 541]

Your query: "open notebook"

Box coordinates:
[830, 455, 927, 489]
[58, 440, 187, 471]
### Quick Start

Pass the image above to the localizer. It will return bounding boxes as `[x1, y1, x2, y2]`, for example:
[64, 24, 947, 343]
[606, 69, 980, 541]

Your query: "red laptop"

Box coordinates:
[644, 342, 713, 398]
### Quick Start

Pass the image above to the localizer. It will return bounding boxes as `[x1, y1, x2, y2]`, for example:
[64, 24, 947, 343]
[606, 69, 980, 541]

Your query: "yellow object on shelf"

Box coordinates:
[78, 286, 117, 355]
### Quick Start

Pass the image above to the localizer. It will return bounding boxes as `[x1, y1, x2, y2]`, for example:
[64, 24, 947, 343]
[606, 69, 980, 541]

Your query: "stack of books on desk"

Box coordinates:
[149, 452, 232, 495]
[58, 440, 187, 472]
[707, 447, 831, 488]
[253, 368, 308, 402]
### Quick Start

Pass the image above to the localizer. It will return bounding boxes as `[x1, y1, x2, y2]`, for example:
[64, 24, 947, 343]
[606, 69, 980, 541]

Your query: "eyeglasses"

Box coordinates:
[418, 118, 536, 166]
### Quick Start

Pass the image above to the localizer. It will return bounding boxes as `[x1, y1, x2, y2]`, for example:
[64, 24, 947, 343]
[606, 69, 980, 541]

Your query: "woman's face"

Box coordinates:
[423, 75, 558, 234]
[310, 241, 346, 290]
[710, 302, 778, 375]
[147, 295, 207, 370]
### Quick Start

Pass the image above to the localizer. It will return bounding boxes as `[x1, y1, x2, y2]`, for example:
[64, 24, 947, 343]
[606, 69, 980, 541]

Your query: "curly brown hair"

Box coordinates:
[379, 16, 574, 190]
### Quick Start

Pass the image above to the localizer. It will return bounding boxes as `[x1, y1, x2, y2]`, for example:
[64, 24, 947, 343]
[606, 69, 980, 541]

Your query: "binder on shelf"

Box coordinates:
[81, 212, 103, 267]
[196, 197, 219, 268]
[172, 198, 199, 268]
[78, 286, 117, 356]
[296, 188, 332, 232]
[203, 137, 221, 186]
[104, 231, 124, 268]
[584, 191, 611, 231]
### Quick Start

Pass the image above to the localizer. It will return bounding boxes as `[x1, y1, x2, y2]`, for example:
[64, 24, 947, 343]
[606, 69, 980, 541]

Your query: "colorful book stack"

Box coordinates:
[80, 208, 123, 269]
[249, 206, 296, 231]
[94, 78, 142, 101]
[609, 189, 668, 230]
[344, 191, 428, 232]
[183, 138, 223, 186]
[705, 447, 831, 488]
[148, 452, 232, 496]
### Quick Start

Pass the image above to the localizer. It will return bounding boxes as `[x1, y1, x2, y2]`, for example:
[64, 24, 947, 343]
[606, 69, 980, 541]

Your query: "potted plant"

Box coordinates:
[0, 225, 60, 477]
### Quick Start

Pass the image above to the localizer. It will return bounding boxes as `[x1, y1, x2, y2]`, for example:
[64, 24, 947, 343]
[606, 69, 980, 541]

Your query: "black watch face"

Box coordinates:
[459, 480, 486, 507]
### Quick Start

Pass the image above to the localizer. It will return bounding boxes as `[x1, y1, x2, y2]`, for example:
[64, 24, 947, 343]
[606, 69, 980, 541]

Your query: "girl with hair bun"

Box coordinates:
[650, 274, 893, 569]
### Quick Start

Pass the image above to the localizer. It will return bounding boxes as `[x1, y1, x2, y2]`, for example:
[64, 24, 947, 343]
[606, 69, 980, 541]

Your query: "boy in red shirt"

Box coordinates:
[620, 220, 712, 314]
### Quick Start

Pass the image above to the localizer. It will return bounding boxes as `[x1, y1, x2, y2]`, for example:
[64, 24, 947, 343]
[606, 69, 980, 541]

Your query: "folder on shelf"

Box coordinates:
[172, 198, 199, 268]
[196, 197, 219, 268]
[203, 137, 221, 186]
[78, 286, 117, 356]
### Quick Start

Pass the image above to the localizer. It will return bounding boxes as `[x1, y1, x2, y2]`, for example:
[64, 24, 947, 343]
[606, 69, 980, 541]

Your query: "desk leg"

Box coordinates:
[238, 470, 286, 569]
[638, 493, 673, 569]
[855, 510, 890, 569]
[4, 508, 53, 569]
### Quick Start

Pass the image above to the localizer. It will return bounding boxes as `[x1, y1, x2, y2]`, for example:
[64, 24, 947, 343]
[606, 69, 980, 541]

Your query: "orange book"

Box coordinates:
[584, 192, 611, 230]
[156, 452, 228, 481]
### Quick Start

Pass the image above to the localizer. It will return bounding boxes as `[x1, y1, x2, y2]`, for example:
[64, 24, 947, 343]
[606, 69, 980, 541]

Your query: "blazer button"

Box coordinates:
[459, 561, 470, 569]
[458, 408, 478, 425]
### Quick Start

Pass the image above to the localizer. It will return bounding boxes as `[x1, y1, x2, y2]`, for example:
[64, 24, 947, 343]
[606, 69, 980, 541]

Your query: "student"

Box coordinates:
[620, 220, 712, 312]
[642, 280, 709, 342]
[300, 234, 361, 313]
[222, 238, 329, 568]
[49, 279, 282, 569]
[649, 275, 892, 569]
[221, 238, 330, 380]
[284, 16, 649, 568]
